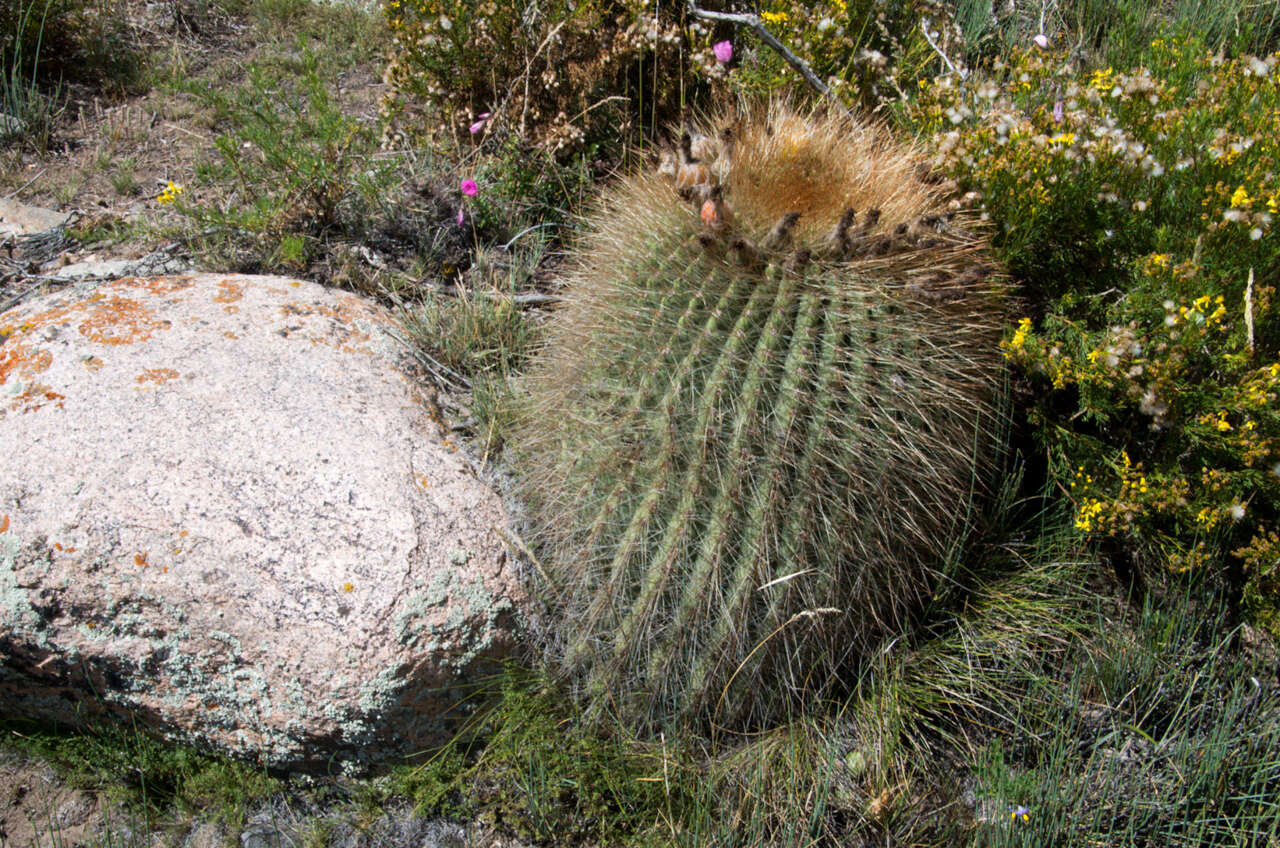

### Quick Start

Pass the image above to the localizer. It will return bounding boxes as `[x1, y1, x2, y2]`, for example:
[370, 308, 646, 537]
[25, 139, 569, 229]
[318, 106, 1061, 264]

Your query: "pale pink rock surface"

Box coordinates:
[0, 274, 525, 770]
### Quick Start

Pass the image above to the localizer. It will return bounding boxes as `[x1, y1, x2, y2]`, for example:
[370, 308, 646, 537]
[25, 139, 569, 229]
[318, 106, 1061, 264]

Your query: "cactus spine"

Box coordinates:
[511, 102, 1009, 732]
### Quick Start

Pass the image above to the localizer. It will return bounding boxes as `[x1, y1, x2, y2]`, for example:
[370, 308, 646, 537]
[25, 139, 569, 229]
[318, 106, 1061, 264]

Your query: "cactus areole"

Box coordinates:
[512, 102, 1010, 734]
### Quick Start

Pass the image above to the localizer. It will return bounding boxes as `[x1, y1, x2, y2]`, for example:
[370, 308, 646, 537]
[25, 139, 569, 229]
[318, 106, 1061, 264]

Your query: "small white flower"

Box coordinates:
[1034, 34, 1049, 48]
[1251, 228, 1264, 240]
[1230, 503, 1246, 521]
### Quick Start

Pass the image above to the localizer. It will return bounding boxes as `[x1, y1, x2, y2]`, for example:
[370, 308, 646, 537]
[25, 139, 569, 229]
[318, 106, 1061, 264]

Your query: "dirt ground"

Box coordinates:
[0, 754, 107, 848]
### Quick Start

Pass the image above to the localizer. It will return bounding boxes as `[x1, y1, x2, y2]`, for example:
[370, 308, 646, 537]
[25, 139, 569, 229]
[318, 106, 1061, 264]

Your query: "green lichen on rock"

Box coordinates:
[510, 103, 1010, 733]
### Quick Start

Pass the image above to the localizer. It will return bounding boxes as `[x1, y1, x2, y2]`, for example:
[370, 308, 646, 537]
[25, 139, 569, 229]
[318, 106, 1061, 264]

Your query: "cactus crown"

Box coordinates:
[511, 101, 1009, 734]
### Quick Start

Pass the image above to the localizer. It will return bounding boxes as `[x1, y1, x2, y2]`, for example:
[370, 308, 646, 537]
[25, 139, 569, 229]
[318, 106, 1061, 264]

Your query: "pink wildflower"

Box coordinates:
[456, 208, 465, 227]
[461, 179, 478, 197]
[469, 112, 491, 134]
[1033, 33, 1049, 48]
[1053, 100, 1063, 123]
[713, 41, 732, 63]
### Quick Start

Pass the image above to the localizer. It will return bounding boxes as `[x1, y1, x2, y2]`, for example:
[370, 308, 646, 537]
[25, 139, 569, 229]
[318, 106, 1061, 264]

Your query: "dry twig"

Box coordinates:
[686, 1, 854, 117]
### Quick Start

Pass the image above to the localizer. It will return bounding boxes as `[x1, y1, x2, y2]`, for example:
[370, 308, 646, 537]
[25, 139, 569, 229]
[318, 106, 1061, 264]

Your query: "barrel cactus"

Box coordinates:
[510, 102, 1009, 732]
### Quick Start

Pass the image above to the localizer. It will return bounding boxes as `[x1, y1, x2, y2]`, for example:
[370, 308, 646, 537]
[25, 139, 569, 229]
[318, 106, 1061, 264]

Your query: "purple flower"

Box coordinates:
[456, 208, 465, 227]
[469, 112, 491, 134]
[713, 40, 732, 63]
[1011, 805, 1030, 822]
[1053, 99, 1064, 123]
[460, 179, 478, 197]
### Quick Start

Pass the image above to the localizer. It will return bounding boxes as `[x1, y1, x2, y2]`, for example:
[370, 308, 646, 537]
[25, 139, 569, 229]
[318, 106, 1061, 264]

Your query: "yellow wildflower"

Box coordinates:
[1002, 317, 1032, 359]
[1075, 498, 1104, 532]
[157, 181, 184, 205]
[760, 10, 788, 24]
[1231, 185, 1254, 208]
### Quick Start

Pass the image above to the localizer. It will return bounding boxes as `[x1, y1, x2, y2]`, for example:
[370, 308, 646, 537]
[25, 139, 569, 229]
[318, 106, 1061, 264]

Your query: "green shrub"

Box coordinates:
[956, 0, 1280, 68]
[2, 0, 141, 95]
[2, 717, 280, 820]
[907, 39, 1280, 637]
[510, 102, 1010, 733]
[393, 669, 698, 846]
[169, 48, 398, 276]
[723, 0, 959, 109]
[1, 0, 63, 150]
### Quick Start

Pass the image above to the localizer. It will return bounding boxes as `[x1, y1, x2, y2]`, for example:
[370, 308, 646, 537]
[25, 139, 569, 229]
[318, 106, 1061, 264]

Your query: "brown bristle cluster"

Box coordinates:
[654, 102, 992, 301]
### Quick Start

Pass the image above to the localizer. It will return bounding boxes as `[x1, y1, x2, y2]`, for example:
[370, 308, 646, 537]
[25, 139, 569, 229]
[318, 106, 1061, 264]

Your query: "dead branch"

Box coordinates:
[686, 1, 854, 117]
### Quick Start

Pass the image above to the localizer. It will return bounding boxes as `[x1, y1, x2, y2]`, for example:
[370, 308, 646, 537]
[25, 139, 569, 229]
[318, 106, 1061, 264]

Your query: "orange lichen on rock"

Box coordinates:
[7, 381, 57, 414]
[0, 515, 9, 533]
[79, 296, 169, 346]
[278, 302, 377, 353]
[212, 280, 245, 304]
[0, 343, 53, 385]
[136, 368, 180, 386]
[134, 275, 196, 297]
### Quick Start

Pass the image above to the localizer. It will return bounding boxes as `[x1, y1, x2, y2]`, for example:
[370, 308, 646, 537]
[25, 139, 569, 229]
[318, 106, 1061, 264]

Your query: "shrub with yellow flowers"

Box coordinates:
[724, 0, 960, 109]
[909, 38, 1280, 636]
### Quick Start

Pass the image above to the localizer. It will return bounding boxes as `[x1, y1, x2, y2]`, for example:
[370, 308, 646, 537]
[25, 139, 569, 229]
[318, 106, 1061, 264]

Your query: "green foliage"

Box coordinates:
[957, 0, 1280, 67]
[2, 717, 280, 820]
[1, 0, 140, 91]
[468, 137, 594, 236]
[1, 0, 63, 151]
[727, 0, 956, 109]
[399, 268, 535, 379]
[907, 39, 1280, 637]
[109, 157, 138, 196]
[510, 103, 1010, 733]
[214, 0, 390, 69]
[395, 226, 547, 453]
[766, 532, 1280, 846]
[170, 47, 398, 275]
[957, 588, 1280, 847]
[392, 669, 696, 845]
